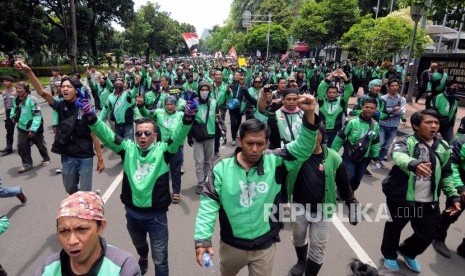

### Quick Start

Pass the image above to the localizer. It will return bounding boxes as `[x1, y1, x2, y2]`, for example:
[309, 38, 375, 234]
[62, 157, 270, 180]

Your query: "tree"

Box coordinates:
[290, 0, 360, 47]
[245, 23, 289, 57]
[340, 8, 432, 61]
[257, 0, 294, 30]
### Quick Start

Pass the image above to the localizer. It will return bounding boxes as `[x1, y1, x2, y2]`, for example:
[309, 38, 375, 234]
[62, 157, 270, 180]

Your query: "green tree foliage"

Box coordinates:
[257, 0, 294, 30]
[340, 9, 431, 61]
[291, 0, 360, 46]
[122, 2, 195, 60]
[245, 23, 289, 56]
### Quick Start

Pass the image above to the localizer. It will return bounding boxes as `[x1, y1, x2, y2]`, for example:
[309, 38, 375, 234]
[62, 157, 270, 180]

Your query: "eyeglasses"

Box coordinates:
[254, 80, 261, 83]
[135, 130, 153, 137]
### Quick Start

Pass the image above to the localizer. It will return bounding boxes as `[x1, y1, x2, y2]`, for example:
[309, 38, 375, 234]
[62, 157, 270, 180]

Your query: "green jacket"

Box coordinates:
[143, 91, 168, 111]
[10, 95, 43, 133]
[332, 115, 380, 159]
[194, 116, 319, 250]
[211, 82, 230, 107]
[140, 108, 184, 142]
[450, 135, 465, 194]
[193, 99, 218, 137]
[275, 109, 303, 144]
[317, 79, 353, 131]
[33, 238, 140, 276]
[382, 134, 460, 204]
[88, 77, 114, 110]
[430, 93, 458, 127]
[99, 87, 139, 125]
[89, 113, 192, 211]
[350, 93, 388, 121]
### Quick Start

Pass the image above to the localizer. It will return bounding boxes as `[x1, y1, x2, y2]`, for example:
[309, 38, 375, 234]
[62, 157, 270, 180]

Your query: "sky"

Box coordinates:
[133, 0, 232, 34]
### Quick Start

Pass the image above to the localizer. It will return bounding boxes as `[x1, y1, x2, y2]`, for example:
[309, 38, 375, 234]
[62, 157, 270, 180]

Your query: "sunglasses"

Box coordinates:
[254, 80, 261, 83]
[135, 130, 153, 137]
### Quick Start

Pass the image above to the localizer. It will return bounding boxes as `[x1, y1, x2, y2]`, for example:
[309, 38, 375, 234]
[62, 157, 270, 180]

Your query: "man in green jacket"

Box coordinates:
[34, 191, 140, 276]
[317, 69, 353, 146]
[332, 98, 380, 192]
[194, 94, 319, 276]
[79, 93, 198, 276]
[429, 80, 459, 143]
[380, 109, 461, 273]
[10, 82, 50, 173]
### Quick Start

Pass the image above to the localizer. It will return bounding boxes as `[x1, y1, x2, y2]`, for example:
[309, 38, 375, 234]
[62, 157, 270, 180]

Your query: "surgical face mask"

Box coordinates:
[200, 90, 209, 100]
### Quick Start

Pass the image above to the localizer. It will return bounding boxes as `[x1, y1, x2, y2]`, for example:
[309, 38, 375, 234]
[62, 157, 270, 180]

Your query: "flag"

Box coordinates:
[238, 57, 247, 67]
[229, 47, 237, 60]
[256, 50, 261, 57]
[191, 48, 198, 57]
[182, 33, 199, 49]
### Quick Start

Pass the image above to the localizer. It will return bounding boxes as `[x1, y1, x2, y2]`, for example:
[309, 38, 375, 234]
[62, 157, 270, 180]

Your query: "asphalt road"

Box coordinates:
[1, 104, 465, 276]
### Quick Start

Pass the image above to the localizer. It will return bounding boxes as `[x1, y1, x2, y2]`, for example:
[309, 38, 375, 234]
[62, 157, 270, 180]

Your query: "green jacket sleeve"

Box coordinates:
[9, 100, 16, 120]
[369, 124, 380, 159]
[331, 121, 352, 152]
[138, 105, 151, 118]
[106, 77, 114, 93]
[89, 117, 127, 153]
[166, 113, 194, 154]
[392, 138, 418, 174]
[342, 81, 354, 103]
[317, 79, 329, 101]
[98, 99, 111, 121]
[29, 98, 42, 133]
[450, 139, 465, 191]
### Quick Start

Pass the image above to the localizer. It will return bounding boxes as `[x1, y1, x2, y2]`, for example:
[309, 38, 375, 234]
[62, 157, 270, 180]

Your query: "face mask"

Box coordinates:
[152, 84, 160, 91]
[200, 91, 209, 100]
[115, 83, 124, 93]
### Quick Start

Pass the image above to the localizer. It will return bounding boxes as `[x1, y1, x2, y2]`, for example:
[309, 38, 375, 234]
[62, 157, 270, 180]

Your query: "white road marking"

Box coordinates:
[101, 170, 124, 203]
[332, 215, 378, 269]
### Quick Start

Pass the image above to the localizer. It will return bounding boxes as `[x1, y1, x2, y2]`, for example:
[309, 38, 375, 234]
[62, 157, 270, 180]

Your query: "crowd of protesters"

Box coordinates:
[0, 54, 464, 276]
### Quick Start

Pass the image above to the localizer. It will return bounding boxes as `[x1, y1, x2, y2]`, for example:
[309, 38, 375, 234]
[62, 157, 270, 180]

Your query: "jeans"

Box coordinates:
[0, 178, 21, 198]
[342, 151, 370, 192]
[126, 207, 169, 276]
[379, 125, 398, 160]
[193, 138, 214, 184]
[229, 109, 242, 141]
[61, 155, 94, 194]
[4, 109, 14, 149]
[169, 148, 183, 194]
[381, 201, 440, 260]
[115, 123, 134, 141]
[17, 128, 50, 169]
[292, 209, 331, 264]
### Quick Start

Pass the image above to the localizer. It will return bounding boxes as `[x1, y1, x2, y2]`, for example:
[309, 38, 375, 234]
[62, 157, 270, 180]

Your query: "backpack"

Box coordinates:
[345, 119, 375, 162]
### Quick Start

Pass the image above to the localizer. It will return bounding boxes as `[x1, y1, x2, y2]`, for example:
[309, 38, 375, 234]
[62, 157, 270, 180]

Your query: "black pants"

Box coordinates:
[214, 108, 227, 152]
[4, 109, 14, 149]
[381, 201, 440, 260]
[415, 86, 427, 103]
[425, 90, 441, 109]
[436, 200, 464, 242]
[229, 109, 242, 141]
[17, 128, 50, 169]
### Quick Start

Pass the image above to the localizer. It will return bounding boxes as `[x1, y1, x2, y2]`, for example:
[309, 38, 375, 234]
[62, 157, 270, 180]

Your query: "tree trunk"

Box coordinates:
[88, 16, 99, 65]
[145, 47, 151, 64]
[69, 0, 78, 72]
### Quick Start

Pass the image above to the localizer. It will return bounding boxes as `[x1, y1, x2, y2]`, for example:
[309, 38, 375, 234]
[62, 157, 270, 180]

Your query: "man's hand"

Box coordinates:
[27, 131, 35, 139]
[136, 96, 144, 106]
[97, 159, 105, 173]
[14, 61, 32, 73]
[445, 201, 461, 216]
[297, 94, 317, 112]
[195, 247, 214, 267]
[415, 162, 432, 178]
[80, 99, 95, 117]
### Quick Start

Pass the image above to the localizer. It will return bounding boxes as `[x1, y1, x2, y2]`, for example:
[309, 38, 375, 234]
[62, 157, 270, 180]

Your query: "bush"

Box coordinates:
[0, 67, 26, 81]
[31, 65, 87, 77]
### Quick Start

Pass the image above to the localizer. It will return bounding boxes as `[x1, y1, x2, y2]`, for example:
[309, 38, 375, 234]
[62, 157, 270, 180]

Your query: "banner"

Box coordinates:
[238, 57, 247, 67]
[182, 33, 199, 49]
[229, 47, 237, 60]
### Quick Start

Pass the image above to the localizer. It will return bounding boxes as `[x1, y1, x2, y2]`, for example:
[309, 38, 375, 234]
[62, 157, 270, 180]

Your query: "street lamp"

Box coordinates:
[403, 3, 429, 103]
[242, 11, 272, 59]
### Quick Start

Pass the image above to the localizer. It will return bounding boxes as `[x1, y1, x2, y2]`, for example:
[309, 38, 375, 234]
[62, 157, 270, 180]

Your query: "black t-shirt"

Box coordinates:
[293, 152, 325, 211]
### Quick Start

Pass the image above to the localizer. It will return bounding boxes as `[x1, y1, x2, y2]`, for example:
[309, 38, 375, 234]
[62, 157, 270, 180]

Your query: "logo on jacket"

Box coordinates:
[239, 180, 269, 208]
[134, 160, 156, 182]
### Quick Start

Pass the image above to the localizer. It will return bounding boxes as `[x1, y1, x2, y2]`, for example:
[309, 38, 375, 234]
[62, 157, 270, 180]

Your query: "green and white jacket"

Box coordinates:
[194, 116, 319, 250]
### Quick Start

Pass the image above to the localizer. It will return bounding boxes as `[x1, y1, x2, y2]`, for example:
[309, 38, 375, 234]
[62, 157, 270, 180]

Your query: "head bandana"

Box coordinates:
[57, 191, 105, 221]
[368, 79, 382, 91]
